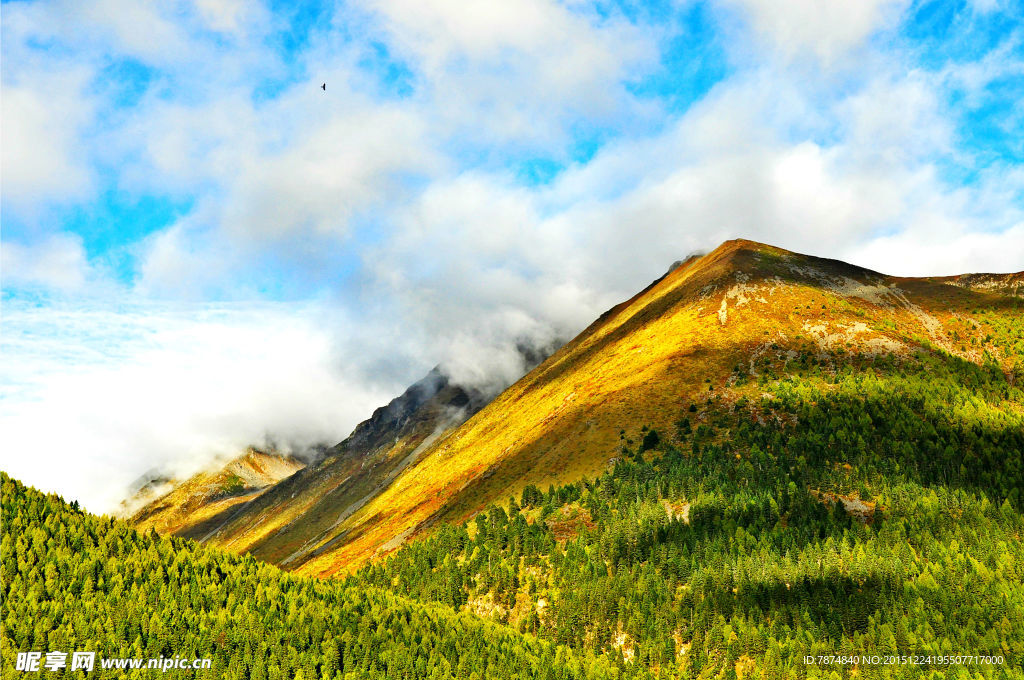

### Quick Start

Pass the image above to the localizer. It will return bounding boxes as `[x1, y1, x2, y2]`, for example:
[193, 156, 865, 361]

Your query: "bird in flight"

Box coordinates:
[321, 83, 326, 91]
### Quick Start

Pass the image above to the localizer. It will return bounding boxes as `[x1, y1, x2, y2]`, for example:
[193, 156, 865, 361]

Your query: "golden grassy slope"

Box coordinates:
[293, 239, 1023, 576]
[129, 448, 305, 536]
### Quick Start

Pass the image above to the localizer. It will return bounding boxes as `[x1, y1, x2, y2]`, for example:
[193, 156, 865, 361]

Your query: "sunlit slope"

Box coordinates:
[295, 239, 1024, 576]
[128, 448, 305, 535]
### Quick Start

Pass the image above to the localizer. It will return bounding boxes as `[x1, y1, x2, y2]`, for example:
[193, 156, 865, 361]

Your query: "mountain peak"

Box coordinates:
[674, 238, 884, 285]
[294, 241, 1022, 574]
[124, 448, 305, 533]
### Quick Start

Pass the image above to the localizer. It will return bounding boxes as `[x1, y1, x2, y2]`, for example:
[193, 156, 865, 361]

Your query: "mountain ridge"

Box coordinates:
[123, 448, 305, 532]
[129, 238, 1023, 578]
[294, 238, 1022, 575]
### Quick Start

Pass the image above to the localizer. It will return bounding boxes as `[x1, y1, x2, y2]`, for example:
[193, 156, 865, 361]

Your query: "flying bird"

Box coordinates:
[321, 83, 326, 91]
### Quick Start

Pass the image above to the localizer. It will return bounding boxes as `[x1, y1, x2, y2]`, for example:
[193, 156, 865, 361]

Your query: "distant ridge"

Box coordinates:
[126, 448, 305, 533]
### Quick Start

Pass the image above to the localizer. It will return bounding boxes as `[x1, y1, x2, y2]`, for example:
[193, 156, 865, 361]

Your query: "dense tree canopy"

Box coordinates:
[1, 474, 633, 680]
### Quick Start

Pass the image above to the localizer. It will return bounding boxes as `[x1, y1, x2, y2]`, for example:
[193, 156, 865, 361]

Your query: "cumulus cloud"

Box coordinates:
[193, 0, 262, 34]
[352, 0, 656, 146]
[74, 0, 193, 62]
[1, 72, 97, 207]
[220, 102, 436, 242]
[356, 51, 1022, 346]
[134, 214, 235, 297]
[849, 222, 1024, 277]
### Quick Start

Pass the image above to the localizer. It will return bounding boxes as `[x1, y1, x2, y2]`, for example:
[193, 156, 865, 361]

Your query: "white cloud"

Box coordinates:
[722, 0, 908, 63]
[837, 71, 954, 164]
[74, 0, 192, 62]
[120, 87, 441, 298]
[968, 0, 1001, 14]
[1, 234, 94, 292]
[5, 0, 198, 68]
[1, 72, 96, 206]
[0, 300, 399, 513]
[221, 102, 435, 241]
[193, 0, 257, 34]
[330, 51, 1023, 412]
[134, 213, 234, 297]
[849, 222, 1024, 276]
[361, 57, 1020, 341]
[354, 0, 656, 145]
[367, 172, 615, 334]
[0, 0, 267, 216]
[34, 0, 264, 65]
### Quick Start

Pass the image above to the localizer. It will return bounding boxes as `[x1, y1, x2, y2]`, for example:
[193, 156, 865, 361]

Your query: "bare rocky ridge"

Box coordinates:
[936, 272, 1024, 297]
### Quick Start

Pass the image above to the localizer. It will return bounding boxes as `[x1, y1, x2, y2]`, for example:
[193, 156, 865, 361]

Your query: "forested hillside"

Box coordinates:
[350, 335, 1024, 677]
[5, 329, 1021, 678]
[0, 474, 639, 680]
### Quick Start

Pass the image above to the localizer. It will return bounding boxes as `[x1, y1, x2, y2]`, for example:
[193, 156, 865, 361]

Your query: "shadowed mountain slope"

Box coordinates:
[131, 340, 559, 567]
[131, 367, 489, 562]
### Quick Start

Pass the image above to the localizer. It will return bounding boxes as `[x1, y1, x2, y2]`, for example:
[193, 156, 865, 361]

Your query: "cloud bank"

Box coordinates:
[0, 301, 398, 512]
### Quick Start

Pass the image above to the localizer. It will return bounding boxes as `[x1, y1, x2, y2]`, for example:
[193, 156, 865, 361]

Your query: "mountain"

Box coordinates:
[329, 240, 1023, 673]
[934, 271, 1024, 297]
[293, 239, 1024, 576]
[129, 238, 1023, 579]
[129, 367, 486, 562]
[1, 472, 633, 680]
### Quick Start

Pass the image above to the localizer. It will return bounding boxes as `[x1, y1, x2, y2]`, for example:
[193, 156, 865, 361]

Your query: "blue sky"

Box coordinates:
[2, 0, 1023, 510]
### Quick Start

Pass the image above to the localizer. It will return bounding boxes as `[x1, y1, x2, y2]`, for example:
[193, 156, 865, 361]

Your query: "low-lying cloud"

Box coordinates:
[0, 300, 399, 513]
